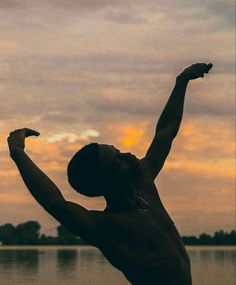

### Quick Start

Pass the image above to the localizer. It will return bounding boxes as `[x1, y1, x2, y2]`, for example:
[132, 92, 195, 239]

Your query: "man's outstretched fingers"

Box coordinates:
[206, 63, 213, 73]
[24, 128, 40, 137]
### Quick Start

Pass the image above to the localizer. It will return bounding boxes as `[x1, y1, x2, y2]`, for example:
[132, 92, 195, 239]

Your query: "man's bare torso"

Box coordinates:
[91, 160, 192, 285]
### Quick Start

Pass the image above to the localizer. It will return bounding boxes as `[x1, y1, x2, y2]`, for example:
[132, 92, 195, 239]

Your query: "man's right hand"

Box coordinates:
[178, 63, 213, 81]
[7, 128, 40, 158]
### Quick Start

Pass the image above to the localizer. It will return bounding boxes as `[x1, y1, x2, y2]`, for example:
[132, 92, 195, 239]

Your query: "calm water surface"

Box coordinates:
[0, 246, 235, 285]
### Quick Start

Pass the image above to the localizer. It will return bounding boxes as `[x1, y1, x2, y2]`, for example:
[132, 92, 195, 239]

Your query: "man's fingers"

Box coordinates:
[206, 63, 213, 72]
[181, 62, 213, 80]
[9, 128, 40, 137]
[24, 128, 40, 137]
[200, 63, 213, 76]
[202, 63, 213, 72]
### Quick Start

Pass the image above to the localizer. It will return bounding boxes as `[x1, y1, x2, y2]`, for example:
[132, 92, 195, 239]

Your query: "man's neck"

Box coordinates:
[104, 188, 150, 213]
[104, 188, 137, 213]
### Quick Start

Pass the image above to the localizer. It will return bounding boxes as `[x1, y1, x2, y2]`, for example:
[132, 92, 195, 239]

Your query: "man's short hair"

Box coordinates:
[67, 143, 103, 197]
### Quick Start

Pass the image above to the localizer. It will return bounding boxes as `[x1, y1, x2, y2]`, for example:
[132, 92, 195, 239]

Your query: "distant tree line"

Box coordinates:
[182, 230, 236, 245]
[0, 221, 87, 245]
[0, 221, 235, 245]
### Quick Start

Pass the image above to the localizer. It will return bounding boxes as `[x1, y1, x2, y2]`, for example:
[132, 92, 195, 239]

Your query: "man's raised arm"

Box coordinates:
[7, 128, 103, 243]
[145, 63, 213, 180]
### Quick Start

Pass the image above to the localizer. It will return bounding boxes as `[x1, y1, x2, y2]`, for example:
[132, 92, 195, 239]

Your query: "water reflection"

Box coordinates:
[187, 247, 236, 285]
[57, 249, 77, 278]
[188, 247, 236, 263]
[0, 249, 39, 276]
[79, 248, 107, 264]
[213, 249, 236, 261]
[0, 246, 235, 285]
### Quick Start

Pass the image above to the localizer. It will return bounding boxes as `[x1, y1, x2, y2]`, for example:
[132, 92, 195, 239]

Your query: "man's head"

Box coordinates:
[67, 143, 142, 197]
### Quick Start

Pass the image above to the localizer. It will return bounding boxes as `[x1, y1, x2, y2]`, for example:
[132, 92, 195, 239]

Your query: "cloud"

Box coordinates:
[157, 167, 234, 235]
[46, 129, 99, 143]
[175, 210, 234, 236]
[0, 0, 130, 12]
[206, 0, 235, 27]
[103, 8, 148, 24]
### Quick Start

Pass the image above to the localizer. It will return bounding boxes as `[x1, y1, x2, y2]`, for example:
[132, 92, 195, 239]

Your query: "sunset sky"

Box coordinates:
[0, 0, 234, 236]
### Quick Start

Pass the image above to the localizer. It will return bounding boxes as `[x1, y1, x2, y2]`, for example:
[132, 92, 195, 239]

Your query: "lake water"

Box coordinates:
[0, 246, 235, 285]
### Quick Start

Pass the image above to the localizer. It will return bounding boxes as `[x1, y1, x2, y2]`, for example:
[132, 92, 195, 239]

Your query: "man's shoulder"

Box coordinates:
[140, 157, 153, 177]
[135, 158, 156, 189]
[134, 158, 164, 204]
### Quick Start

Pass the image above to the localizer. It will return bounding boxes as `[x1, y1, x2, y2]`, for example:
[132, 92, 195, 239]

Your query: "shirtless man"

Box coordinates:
[8, 63, 213, 285]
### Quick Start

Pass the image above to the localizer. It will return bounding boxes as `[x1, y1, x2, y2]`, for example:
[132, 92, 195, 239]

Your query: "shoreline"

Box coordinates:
[0, 245, 235, 250]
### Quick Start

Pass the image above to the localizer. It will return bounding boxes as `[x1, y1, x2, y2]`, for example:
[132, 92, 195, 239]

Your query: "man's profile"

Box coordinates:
[8, 63, 213, 285]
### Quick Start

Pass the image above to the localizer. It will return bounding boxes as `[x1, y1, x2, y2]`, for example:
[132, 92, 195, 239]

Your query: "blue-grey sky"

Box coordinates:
[0, 0, 234, 235]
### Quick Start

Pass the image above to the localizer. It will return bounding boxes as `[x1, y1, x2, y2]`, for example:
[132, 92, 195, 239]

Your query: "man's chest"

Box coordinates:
[98, 210, 181, 268]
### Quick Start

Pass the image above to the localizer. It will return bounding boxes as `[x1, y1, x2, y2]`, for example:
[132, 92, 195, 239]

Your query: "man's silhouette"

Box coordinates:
[8, 63, 213, 285]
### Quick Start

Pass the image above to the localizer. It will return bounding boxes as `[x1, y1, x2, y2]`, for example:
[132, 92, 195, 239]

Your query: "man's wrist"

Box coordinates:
[176, 74, 189, 85]
[10, 148, 25, 161]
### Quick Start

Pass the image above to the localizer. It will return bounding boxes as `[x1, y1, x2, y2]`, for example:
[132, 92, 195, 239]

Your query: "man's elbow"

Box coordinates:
[155, 127, 178, 142]
[42, 199, 66, 216]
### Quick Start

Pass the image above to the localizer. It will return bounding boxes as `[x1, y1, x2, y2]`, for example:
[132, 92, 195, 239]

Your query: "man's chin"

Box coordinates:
[125, 164, 143, 182]
[115, 162, 142, 184]
[132, 161, 143, 176]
